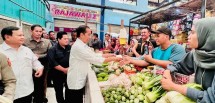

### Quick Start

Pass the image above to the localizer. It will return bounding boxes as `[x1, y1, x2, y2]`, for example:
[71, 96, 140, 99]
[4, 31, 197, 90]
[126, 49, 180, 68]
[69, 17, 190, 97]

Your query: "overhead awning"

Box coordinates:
[130, 0, 215, 25]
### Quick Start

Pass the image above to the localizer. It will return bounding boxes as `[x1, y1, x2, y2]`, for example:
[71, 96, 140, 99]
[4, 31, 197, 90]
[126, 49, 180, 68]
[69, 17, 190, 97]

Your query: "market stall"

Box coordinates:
[84, 0, 215, 103]
[86, 62, 198, 103]
[128, 0, 215, 42]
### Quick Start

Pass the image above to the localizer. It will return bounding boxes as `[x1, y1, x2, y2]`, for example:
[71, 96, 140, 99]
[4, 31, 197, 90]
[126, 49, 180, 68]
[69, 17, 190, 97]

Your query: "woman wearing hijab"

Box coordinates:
[161, 17, 215, 102]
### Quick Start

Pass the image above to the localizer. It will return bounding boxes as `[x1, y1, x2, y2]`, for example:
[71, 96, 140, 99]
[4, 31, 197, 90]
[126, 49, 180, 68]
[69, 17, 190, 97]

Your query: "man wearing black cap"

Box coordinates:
[122, 26, 186, 68]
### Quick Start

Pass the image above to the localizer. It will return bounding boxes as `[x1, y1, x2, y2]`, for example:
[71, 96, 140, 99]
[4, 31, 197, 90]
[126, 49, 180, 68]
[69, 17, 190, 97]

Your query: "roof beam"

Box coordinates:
[47, 0, 145, 14]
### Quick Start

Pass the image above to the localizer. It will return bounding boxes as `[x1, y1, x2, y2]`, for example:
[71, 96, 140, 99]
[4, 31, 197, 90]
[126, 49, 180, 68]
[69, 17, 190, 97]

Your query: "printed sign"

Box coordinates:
[50, 4, 100, 22]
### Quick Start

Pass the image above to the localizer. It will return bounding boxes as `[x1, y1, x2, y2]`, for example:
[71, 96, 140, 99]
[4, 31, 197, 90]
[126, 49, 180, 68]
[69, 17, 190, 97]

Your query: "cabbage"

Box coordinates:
[165, 91, 195, 103]
[137, 94, 144, 101]
[145, 86, 166, 102]
[134, 98, 140, 103]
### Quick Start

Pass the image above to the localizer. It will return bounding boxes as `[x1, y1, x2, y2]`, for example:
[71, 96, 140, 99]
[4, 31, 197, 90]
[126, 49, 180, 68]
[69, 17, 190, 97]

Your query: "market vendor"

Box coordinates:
[161, 17, 215, 102]
[121, 26, 186, 68]
[132, 27, 157, 59]
[66, 25, 122, 103]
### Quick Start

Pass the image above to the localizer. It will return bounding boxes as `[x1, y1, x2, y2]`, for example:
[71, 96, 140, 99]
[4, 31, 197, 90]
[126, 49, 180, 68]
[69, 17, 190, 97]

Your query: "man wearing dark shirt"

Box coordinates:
[69, 30, 77, 46]
[49, 31, 57, 46]
[91, 33, 102, 50]
[47, 31, 71, 103]
[24, 24, 51, 103]
[132, 27, 157, 59]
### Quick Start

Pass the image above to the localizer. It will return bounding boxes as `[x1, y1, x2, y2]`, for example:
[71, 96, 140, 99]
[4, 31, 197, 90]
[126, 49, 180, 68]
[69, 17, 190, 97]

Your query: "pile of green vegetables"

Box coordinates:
[92, 63, 111, 82]
[92, 63, 124, 82]
[102, 72, 166, 103]
[101, 71, 202, 103]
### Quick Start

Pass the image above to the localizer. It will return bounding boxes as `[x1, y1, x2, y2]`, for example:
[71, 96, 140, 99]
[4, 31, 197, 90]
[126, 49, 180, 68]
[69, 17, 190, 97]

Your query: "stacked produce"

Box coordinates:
[122, 64, 137, 74]
[108, 62, 123, 76]
[108, 73, 132, 89]
[101, 71, 167, 103]
[93, 63, 201, 103]
[156, 83, 202, 103]
[92, 63, 112, 82]
[102, 85, 145, 103]
[93, 62, 137, 82]
[130, 72, 166, 103]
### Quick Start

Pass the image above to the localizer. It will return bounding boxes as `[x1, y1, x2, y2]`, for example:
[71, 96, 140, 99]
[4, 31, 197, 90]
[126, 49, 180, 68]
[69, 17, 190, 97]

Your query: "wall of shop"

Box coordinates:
[48, 1, 100, 38]
[103, 9, 136, 34]
[77, 0, 147, 12]
[79, 0, 149, 39]
[0, 0, 48, 43]
[0, 0, 46, 27]
[49, 0, 149, 41]
[0, 15, 18, 43]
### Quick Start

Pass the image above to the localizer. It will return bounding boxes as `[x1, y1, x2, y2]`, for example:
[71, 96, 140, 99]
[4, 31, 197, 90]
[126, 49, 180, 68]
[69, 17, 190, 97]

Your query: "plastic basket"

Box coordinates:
[152, 66, 194, 85]
[172, 72, 194, 85]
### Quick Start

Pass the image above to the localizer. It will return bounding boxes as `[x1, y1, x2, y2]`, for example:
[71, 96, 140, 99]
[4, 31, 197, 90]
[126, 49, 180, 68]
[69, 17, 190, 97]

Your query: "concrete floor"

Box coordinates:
[46, 87, 57, 103]
[46, 87, 85, 103]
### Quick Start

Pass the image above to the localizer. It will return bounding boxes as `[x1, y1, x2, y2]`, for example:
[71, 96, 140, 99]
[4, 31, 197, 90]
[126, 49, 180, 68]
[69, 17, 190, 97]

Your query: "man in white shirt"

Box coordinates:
[66, 25, 122, 103]
[0, 26, 43, 103]
[103, 33, 111, 48]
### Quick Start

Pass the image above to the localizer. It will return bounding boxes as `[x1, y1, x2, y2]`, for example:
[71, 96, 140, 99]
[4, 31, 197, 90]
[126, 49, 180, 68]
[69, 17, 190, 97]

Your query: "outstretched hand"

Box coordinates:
[102, 53, 116, 58]
[119, 55, 132, 66]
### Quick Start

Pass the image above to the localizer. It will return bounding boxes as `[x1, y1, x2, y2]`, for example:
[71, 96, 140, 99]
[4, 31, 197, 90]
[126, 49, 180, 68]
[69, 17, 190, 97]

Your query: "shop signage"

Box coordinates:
[50, 4, 100, 22]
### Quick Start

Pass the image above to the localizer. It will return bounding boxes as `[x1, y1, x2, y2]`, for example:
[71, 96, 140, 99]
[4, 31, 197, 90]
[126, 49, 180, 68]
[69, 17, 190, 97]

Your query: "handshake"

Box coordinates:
[102, 54, 133, 66]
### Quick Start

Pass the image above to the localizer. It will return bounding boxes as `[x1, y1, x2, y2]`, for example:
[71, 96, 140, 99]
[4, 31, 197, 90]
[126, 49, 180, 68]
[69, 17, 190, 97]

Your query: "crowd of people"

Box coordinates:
[0, 17, 214, 103]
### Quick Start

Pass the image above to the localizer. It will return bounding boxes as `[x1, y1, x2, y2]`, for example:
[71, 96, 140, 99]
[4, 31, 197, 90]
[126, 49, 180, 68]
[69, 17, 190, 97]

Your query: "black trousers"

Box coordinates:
[65, 87, 85, 103]
[33, 70, 47, 103]
[52, 71, 67, 103]
[14, 93, 32, 103]
[47, 70, 53, 87]
[33, 58, 49, 103]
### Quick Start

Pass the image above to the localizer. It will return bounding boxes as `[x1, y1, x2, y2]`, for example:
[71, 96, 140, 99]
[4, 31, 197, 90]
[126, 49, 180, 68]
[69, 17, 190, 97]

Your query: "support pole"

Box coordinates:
[128, 19, 131, 45]
[201, 0, 207, 18]
[100, 0, 105, 43]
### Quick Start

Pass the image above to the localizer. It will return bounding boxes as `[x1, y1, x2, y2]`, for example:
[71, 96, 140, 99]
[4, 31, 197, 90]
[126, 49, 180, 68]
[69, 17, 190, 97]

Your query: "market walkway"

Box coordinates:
[46, 87, 85, 103]
[46, 87, 57, 103]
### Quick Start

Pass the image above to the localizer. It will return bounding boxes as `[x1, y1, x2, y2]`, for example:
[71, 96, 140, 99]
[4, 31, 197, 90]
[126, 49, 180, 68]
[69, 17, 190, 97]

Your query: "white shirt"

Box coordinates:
[0, 42, 43, 99]
[104, 40, 110, 48]
[67, 38, 105, 89]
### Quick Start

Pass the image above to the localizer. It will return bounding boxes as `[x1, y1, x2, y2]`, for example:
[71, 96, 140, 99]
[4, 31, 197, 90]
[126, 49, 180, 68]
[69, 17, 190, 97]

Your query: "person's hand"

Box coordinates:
[161, 70, 175, 91]
[35, 69, 43, 77]
[143, 54, 153, 62]
[114, 57, 122, 62]
[119, 56, 131, 66]
[136, 55, 141, 58]
[62, 68, 68, 74]
[143, 45, 153, 62]
[148, 46, 153, 52]
[103, 53, 116, 58]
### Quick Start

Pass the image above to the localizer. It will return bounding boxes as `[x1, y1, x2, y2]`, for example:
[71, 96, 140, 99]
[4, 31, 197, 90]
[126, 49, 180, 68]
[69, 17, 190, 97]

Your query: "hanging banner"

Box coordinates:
[50, 4, 100, 22]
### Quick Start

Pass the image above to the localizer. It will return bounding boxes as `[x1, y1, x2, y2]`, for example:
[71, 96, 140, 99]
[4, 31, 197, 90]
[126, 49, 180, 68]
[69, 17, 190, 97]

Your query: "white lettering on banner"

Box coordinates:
[50, 4, 100, 22]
